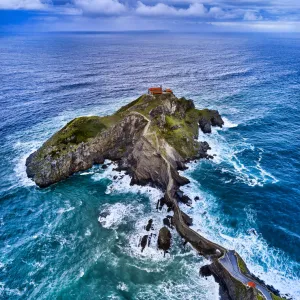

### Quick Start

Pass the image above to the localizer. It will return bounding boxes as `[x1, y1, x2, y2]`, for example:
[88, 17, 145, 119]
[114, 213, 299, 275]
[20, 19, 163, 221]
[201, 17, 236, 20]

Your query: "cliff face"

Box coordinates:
[26, 93, 223, 188]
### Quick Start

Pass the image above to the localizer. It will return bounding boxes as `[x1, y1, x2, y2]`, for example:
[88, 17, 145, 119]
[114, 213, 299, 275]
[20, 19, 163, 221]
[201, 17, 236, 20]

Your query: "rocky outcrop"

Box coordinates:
[26, 93, 220, 188]
[157, 227, 171, 253]
[200, 261, 259, 300]
[26, 113, 147, 187]
[140, 235, 148, 252]
[198, 109, 224, 133]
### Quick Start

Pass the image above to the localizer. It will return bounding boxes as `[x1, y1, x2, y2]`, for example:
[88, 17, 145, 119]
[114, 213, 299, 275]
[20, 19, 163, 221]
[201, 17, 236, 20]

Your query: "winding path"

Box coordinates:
[220, 251, 272, 300]
[131, 111, 273, 300]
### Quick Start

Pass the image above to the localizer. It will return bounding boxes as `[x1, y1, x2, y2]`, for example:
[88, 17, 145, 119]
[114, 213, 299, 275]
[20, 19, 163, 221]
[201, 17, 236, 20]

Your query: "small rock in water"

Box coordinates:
[145, 219, 153, 231]
[113, 175, 118, 180]
[200, 265, 212, 277]
[194, 196, 200, 201]
[102, 164, 108, 169]
[158, 227, 171, 254]
[141, 235, 148, 252]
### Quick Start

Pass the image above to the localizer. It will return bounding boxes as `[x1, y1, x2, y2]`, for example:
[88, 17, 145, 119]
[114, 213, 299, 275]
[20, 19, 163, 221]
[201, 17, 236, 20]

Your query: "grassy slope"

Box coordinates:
[38, 94, 208, 159]
[237, 255, 249, 275]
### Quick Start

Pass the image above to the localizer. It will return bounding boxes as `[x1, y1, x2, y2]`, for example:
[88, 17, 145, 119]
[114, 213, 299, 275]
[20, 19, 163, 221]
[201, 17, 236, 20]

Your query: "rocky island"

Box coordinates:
[26, 92, 285, 300]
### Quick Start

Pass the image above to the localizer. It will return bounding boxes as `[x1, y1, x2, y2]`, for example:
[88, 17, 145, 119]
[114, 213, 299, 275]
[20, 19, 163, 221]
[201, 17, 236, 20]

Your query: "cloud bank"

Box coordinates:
[0, 0, 47, 10]
[0, 0, 300, 32]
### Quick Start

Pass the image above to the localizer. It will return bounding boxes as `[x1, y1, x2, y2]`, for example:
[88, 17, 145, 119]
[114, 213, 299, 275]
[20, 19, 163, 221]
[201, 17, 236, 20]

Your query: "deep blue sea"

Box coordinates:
[0, 32, 299, 299]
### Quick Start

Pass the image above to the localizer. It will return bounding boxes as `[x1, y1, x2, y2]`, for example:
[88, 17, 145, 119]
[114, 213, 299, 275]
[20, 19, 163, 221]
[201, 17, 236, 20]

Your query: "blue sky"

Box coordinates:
[1, 0, 300, 32]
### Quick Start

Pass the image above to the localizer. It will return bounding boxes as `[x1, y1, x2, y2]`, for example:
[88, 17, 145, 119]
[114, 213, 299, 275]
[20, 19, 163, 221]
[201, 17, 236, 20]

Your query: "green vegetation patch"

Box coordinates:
[257, 293, 264, 300]
[52, 116, 107, 145]
[271, 293, 285, 300]
[40, 116, 112, 158]
[117, 95, 145, 113]
[198, 108, 214, 120]
[158, 114, 199, 158]
[237, 255, 248, 275]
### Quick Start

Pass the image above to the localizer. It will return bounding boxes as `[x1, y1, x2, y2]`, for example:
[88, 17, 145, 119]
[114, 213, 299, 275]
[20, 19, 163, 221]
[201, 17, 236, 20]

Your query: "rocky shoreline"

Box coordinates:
[26, 93, 285, 300]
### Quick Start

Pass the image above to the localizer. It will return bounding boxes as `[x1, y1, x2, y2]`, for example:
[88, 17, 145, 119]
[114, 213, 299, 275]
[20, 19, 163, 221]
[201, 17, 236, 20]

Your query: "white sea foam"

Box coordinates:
[135, 261, 219, 300]
[117, 282, 128, 291]
[0, 281, 25, 297]
[79, 269, 85, 278]
[222, 116, 238, 128]
[197, 121, 278, 187]
[13, 141, 41, 187]
[57, 202, 75, 215]
[92, 161, 163, 201]
[80, 171, 94, 176]
[84, 228, 91, 236]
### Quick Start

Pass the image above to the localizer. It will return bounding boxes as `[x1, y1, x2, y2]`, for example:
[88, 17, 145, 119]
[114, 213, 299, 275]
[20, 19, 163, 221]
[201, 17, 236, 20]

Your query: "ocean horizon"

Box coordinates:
[0, 31, 299, 299]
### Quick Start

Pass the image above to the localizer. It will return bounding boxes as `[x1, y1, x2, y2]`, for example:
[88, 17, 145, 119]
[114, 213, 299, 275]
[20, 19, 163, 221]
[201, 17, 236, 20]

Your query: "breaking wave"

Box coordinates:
[179, 167, 299, 299]
[198, 123, 278, 187]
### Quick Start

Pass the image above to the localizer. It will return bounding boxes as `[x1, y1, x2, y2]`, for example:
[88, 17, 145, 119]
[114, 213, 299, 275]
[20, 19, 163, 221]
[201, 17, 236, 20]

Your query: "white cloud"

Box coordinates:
[74, 0, 126, 16]
[0, 0, 47, 10]
[136, 1, 207, 17]
[244, 11, 263, 21]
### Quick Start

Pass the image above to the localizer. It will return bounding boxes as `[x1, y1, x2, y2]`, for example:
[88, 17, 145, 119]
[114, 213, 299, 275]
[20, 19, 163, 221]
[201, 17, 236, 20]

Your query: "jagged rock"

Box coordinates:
[199, 119, 212, 134]
[158, 196, 172, 210]
[145, 219, 153, 231]
[198, 110, 224, 134]
[157, 227, 171, 252]
[181, 211, 193, 226]
[163, 217, 171, 228]
[200, 265, 212, 277]
[175, 190, 192, 206]
[141, 235, 148, 252]
[176, 190, 184, 198]
[203, 260, 258, 300]
[181, 195, 192, 206]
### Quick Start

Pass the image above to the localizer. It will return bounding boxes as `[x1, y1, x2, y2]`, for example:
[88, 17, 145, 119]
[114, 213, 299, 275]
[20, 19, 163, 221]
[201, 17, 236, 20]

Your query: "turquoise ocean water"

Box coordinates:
[0, 32, 299, 299]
